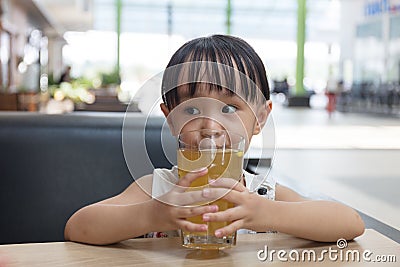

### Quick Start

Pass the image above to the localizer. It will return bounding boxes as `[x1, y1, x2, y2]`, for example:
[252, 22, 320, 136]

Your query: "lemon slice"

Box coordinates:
[236, 151, 243, 157]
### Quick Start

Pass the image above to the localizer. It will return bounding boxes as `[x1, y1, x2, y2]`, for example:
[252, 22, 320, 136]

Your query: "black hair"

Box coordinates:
[161, 35, 270, 110]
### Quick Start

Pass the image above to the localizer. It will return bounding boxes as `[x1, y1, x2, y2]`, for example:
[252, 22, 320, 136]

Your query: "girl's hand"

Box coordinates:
[150, 168, 219, 233]
[201, 178, 272, 237]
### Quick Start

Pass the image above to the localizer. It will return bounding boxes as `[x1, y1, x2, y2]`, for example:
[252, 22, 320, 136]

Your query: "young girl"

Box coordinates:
[64, 35, 364, 245]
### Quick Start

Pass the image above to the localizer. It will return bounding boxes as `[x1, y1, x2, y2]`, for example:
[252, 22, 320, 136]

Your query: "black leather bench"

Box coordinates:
[0, 112, 174, 244]
[2, 112, 398, 245]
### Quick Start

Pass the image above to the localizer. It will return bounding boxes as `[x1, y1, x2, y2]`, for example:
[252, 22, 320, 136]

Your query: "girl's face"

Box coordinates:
[161, 86, 272, 151]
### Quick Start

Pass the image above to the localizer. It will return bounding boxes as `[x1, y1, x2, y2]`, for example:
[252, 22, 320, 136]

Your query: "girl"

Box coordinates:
[64, 35, 364, 245]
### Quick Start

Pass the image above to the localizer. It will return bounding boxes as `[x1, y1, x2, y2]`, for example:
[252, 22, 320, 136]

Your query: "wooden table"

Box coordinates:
[0, 229, 398, 266]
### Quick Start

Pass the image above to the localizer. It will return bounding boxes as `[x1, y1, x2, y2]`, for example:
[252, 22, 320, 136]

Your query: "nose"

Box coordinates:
[198, 119, 226, 148]
[200, 117, 224, 131]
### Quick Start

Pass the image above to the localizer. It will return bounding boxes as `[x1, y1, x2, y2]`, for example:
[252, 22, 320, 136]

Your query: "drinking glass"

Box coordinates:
[177, 129, 245, 250]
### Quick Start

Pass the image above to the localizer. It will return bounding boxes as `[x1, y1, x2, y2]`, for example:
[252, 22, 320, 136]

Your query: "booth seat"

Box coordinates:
[0, 112, 175, 244]
[1, 112, 398, 244]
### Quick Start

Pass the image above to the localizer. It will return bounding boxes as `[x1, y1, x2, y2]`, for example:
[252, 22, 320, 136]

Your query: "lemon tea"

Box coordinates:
[178, 147, 244, 250]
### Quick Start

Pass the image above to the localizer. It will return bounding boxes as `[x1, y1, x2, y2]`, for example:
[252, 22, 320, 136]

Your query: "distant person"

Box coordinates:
[326, 79, 343, 118]
[281, 77, 289, 96]
[59, 66, 72, 83]
[272, 78, 289, 96]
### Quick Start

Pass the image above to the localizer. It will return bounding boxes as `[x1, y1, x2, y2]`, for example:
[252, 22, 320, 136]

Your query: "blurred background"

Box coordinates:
[0, 0, 399, 234]
[0, 0, 399, 114]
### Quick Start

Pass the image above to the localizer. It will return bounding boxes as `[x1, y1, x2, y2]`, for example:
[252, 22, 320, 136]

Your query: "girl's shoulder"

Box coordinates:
[151, 166, 179, 198]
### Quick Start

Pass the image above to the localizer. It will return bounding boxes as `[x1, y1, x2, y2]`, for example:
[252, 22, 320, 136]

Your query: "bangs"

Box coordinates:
[177, 82, 236, 100]
[162, 35, 270, 109]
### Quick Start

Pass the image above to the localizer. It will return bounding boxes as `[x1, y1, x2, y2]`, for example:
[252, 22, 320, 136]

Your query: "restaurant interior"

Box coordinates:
[0, 0, 398, 266]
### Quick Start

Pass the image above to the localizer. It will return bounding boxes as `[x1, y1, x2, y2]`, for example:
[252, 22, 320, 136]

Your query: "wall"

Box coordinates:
[340, 0, 400, 84]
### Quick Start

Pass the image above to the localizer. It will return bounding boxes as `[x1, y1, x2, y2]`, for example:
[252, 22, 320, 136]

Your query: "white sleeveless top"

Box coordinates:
[144, 166, 276, 238]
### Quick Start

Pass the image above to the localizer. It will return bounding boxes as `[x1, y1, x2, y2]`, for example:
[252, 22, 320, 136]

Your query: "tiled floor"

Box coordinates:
[259, 103, 400, 231]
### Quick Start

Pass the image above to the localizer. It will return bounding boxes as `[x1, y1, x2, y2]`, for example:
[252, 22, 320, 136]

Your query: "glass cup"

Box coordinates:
[177, 129, 245, 250]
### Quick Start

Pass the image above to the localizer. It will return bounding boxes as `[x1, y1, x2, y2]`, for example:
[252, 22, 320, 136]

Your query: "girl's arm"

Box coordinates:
[65, 169, 217, 245]
[64, 175, 156, 245]
[267, 184, 365, 242]
[202, 180, 365, 242]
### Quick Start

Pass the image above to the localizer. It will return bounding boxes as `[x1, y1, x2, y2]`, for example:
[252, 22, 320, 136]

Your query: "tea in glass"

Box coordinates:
[177, 129, 245, 249]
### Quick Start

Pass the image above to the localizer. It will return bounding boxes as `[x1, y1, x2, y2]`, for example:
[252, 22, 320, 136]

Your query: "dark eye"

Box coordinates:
[222, 105, 237, 114]
[185, 107, 200, 115]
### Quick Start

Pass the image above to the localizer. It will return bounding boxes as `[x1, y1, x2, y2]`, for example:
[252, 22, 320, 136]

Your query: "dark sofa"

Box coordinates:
[0, 112, 175, 244]
[1, 112, 399, 245]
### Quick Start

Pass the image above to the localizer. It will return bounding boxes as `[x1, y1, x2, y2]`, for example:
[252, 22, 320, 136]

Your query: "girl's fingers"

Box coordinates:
[174, 204, 218, 218]
[175, 168, 208, 192]
[214, 220, 243, 238]
[159, 190, 205, 206]
[209, 177, 247, 192]
[202, 187, 242, 204]
[178, 220, 208, 233]
[202, 206, 241, 223]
